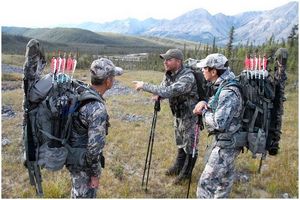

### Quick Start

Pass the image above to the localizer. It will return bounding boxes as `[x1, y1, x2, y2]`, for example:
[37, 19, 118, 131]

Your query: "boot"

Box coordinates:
[165, 148, 186, 176]
[173, 154, 198, 184]
[268, 140, 280, 156]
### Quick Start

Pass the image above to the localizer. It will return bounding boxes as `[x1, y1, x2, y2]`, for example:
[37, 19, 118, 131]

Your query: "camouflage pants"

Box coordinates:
[70, 171, 97, 198]
[196, 146, 240, 198]
[174, 117, 199, 154]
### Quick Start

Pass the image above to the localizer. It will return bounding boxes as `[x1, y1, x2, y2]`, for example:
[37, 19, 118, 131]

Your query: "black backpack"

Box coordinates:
[184, 58, 208, 101]
[184, 57, 282, 172]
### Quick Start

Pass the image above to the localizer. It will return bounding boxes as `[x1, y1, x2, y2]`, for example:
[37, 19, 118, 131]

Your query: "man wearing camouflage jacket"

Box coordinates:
[67, 58, 123, 198]
[193, 53, 243, 198]
[133, 49, 200, 184]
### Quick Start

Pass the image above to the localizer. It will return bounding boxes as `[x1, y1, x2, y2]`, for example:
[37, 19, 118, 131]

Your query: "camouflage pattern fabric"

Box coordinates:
[67, 88, 109, 198]
[268, 60, 287, 153]
[197, 69, 242, 198]
[142, 66, 199, 154]
[204, 70, 243, 135]
[196, 146, 240, 198]
[70, 171, 97, 198]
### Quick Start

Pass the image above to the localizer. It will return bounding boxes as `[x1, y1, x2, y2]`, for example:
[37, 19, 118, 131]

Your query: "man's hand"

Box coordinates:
[151, 95, 160, 101]
[132, 81, 144, 91]
[193, 101, 208, 115]
[90, 176, 99, 189]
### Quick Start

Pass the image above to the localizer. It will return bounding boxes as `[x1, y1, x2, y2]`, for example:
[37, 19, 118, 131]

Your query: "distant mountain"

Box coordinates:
[77, 18, 167, 35]
[232, 1, 299, 44]
[2, 27, 119, 45]
[1, 27, 169, 54]
[2, 27, 170, 47]
[2, 33, 69, 54]
[63, 1, 298, 45]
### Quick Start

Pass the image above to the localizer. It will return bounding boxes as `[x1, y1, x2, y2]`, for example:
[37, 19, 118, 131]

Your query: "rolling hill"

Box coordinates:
[2, 27, 201, 55]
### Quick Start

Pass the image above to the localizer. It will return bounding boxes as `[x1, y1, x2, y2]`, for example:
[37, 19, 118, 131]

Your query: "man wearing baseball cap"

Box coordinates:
[68, 58, 123, 198]
[193, 53, 243, 198]
[133, 49, 203, 184]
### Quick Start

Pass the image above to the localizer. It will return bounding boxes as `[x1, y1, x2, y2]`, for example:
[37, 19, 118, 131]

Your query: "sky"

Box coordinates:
[0, 0, 297, 27]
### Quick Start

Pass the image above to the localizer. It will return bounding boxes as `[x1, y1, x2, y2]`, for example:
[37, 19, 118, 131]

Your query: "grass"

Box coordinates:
[1, 70, 298, 198]
[2, 54, 25, 66]
[2, 73, 23, 81]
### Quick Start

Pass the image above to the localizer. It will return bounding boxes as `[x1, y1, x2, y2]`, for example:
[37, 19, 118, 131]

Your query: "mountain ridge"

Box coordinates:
[65, 1, 298, 45]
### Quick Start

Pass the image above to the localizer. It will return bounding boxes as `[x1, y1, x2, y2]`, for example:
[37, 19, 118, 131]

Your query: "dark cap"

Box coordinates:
[160, 49, 184, 60]
[90, 58, 123, 80]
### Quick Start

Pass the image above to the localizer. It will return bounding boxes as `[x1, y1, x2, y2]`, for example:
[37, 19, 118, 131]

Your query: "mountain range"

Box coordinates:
[64, 1, 298, 45]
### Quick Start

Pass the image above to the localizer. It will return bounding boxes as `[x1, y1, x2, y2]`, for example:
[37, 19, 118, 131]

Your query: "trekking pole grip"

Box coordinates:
[154, 97, 161, 112]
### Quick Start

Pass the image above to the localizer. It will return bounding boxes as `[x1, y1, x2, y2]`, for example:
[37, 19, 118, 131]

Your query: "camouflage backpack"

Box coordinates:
[28, 74, 103, 171]
[22, 39, 103, 196]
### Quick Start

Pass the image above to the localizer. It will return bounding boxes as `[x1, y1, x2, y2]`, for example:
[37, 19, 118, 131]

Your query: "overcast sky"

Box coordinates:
[0, 0, 296, 27]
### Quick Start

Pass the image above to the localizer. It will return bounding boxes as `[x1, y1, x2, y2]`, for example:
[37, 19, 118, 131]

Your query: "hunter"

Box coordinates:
[193, 53, 243, 198]
[133, 49, 201, 184]
[66, 58, 123, 198]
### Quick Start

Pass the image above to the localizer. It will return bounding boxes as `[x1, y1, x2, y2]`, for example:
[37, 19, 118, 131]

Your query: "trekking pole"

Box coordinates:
[187, 116, 201, 198]
[142, 98, 160, 191]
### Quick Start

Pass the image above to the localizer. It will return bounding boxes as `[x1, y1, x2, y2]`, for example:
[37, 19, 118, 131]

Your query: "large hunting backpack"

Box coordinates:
[184, 54, 286, 167]
[22, 39, 103, 196]
[27, 74, 103, 171]
[233, 72, 275, 158]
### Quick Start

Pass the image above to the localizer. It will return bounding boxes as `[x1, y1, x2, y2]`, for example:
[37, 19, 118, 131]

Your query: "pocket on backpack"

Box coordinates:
[38, 142, 68, 171]
[234, 131, 248, 148]
[36, 103, 52, 143]
[247, 129, 267, 155]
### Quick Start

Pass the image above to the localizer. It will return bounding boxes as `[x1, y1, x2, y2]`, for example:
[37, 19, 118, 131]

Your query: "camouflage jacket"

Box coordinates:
[69, 87, 109, 177]
[142, 66, 199, 119]
[204, 70, 243, 136]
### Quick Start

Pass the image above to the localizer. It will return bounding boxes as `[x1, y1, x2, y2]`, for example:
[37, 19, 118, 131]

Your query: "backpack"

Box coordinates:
[22, 39, 104, 196]
[184, 58, 208, 101]
[233, 71, 275, 158]
[26, 73, 103, 171]
[184, 58, 279, 160]
[184, 58, 208, 129]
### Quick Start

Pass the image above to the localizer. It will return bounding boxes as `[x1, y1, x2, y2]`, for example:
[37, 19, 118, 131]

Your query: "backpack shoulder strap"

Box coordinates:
[192, 70, 207, 101]
[78, 87, 104, 105]
[72, 79, 104, 104]
[209, 79, 241, 112]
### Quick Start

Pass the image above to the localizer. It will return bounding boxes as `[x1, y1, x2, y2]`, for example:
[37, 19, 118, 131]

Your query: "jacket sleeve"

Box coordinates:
[204, 89, 241, 132]
[81, 101, 107, 177]
[142, 73, 195, 98]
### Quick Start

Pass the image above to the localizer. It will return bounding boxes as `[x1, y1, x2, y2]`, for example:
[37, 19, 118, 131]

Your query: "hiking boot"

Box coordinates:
[165, 148, 186, 176]
[268, 141, 280, 156]
[173, 154, 198, 185]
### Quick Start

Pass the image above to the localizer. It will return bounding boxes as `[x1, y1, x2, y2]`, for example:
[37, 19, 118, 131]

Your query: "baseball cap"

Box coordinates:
[90, 58, 123, 80]
[196, 53, 228, 70]
[160, 49, 184, 60]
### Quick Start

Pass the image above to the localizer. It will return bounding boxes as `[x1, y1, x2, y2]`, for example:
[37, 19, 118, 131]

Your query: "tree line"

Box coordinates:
[39, 24, 298, 74]
[115, 24, 298, 74]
